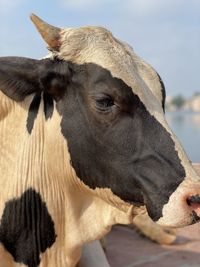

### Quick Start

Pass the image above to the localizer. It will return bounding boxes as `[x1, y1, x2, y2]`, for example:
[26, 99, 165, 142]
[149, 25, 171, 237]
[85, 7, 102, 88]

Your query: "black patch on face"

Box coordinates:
[0, 188, 56, 267]
[157, 72, 166, 112]
[26, 93, 41, 134]
[57, 62, 185, 221]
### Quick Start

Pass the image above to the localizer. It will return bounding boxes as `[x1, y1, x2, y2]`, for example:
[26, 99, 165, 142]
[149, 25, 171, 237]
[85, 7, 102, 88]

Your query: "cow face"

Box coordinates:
[54, 61, 200, 226]
[1, 14, 200, 228]
[56, 62, 185, 221]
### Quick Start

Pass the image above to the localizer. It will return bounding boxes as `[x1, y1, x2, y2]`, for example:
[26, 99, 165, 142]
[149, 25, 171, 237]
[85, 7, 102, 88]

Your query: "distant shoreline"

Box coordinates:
[166, 94, 200, 112]
[166, 110, 200, 114]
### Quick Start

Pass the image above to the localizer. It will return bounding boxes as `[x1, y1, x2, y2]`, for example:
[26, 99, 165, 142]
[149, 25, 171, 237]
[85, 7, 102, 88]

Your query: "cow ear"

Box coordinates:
[0, 57, 71, 102]
[0, 57, 41, 101]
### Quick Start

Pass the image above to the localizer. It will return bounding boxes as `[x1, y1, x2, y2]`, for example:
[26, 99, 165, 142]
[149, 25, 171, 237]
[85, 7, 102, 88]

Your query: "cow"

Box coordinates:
[0, 13, 200, 267]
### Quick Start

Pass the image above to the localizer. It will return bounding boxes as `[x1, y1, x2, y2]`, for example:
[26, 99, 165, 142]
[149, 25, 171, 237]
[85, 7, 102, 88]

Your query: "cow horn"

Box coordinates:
[30, 13, 61, 51]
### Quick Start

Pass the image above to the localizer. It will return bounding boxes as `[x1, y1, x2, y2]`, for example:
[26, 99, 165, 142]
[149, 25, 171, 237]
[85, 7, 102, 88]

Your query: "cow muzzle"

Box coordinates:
[157, 181, 200, 227]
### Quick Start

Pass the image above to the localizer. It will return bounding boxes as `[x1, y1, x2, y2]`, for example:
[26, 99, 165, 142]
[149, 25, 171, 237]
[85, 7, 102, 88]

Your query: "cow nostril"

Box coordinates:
[191, 211, 200, 224]
[186, 195, 200, 223]
[186, 195, 200, 207]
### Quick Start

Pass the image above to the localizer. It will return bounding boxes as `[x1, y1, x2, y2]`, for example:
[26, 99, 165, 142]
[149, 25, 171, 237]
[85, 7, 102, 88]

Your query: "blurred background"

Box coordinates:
[0, 0, 200, 162]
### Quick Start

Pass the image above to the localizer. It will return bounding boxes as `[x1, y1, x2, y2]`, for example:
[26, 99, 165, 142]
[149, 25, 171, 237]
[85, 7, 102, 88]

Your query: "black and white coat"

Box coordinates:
[0, 14, 200, 267]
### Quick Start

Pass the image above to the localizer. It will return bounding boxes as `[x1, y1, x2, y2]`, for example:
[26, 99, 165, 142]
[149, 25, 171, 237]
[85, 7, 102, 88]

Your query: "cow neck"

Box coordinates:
[0, 92, 144, 267]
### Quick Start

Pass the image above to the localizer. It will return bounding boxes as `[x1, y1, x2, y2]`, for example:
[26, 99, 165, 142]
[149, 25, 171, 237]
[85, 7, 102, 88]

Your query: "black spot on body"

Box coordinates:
[0, 188, 56, 267]
[26, 93, 41, 134]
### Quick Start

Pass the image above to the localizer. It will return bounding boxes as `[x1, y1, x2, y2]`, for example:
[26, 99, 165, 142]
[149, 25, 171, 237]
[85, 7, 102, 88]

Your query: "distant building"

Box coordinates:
[166, 96, 176, 111]
[166, 94, 200, 112]
[184, 95, 200, 112]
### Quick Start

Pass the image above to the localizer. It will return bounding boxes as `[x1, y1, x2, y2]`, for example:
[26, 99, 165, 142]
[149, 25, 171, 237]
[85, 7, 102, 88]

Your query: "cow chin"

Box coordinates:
[156, 178, 200, 228]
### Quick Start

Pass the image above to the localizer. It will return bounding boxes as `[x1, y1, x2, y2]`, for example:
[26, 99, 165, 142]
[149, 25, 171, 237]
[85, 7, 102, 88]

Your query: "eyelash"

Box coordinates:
[95, 96, 115, 111]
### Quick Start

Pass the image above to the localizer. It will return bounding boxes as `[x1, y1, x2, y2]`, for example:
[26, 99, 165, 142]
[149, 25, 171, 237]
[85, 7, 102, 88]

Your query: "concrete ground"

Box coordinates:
[106, 224, 200, 267]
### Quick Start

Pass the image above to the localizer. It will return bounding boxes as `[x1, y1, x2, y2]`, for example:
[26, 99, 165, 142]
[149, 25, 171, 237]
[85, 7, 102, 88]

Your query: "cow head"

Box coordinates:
[1, 14, 200, 228]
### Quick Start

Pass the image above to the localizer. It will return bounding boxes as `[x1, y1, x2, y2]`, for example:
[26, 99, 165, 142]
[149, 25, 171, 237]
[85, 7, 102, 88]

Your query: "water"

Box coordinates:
[166, 111, 200, 163]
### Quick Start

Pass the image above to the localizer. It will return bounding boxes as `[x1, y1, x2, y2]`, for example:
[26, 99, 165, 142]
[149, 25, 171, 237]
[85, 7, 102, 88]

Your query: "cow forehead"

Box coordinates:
[58, 26, 163, 115]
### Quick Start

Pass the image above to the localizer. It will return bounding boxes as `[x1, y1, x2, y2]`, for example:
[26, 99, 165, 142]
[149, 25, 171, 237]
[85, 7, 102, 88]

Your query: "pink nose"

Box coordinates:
[187, 195, 200, 223]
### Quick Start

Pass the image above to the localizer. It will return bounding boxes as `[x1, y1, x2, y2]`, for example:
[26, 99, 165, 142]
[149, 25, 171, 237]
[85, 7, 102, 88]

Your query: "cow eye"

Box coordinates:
[95, 95, 115, 111]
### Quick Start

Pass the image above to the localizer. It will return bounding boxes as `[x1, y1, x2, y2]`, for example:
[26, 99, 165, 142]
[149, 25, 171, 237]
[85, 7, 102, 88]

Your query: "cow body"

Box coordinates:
[0, 14, 200, 267]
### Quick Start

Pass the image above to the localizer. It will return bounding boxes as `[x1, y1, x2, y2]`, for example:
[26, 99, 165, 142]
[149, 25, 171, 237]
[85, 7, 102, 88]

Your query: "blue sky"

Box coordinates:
[1, 0, 200, 97]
